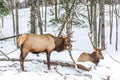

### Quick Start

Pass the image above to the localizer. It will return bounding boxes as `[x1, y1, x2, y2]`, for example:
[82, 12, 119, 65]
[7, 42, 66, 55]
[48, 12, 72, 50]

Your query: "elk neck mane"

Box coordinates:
[54, 37, 65, 52]
[91, 51, 99, 63]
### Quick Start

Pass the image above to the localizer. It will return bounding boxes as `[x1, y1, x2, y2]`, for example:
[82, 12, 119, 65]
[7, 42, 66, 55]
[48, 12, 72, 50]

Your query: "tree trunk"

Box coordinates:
[44, 0, 47, 32]
[55, 0, 57, 20]
[115, 1, 118, 50]
[30, 0, 36, 33]
[87, 0, 97, 47]
[87, 0, 92, 33]
[15, 0, 19, 42]
[99, 0, 105, 49]
[36, 0, 43, 34]
[93, 0, 97, 48]
[109, 0, 113, 44]
[11, 0, 16, 45]
[42, 0, 44, 18]
[25, 0, 28, 8]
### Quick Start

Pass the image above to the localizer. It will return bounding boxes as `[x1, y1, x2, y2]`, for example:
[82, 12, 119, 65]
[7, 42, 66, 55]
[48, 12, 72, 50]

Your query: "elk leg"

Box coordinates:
[46, 53, 50, 70]
[20, 49, 28, 71]
[20, 54, 25, 71]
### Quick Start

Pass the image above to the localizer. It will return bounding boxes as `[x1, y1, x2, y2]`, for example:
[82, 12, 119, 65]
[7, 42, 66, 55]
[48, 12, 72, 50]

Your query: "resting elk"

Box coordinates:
[77, 33, 104, 65]
[17, 33, 72, 71]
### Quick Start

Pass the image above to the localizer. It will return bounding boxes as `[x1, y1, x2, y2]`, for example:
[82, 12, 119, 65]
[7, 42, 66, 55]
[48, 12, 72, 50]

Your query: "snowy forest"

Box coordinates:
[0, 0, 120, 80]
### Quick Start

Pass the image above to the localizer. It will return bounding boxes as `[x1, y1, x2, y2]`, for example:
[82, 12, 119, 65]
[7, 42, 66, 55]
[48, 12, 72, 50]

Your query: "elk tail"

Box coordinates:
[17, 33, 28, 48]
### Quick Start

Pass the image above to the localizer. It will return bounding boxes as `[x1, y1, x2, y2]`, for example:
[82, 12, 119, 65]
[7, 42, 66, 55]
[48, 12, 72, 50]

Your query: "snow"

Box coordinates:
[0, 5, 120, 80]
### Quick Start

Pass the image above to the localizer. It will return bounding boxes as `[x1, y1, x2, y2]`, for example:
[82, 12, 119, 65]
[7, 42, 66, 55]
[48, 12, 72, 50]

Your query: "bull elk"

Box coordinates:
[17, 33, 72, 71]
[77, 33, 104, 66]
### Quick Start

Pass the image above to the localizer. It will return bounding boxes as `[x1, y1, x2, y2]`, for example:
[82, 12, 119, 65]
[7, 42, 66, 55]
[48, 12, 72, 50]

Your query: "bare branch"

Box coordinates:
[0, 34, 22, 41]
[0, 50, 9, 59]
[110, 56, 120, 64]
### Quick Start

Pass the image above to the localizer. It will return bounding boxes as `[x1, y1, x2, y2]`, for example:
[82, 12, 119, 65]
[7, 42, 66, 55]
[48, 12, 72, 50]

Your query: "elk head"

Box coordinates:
[94, 48, 104, 59]
[88, 33, 105, 59]
[62, 36, 72, 50]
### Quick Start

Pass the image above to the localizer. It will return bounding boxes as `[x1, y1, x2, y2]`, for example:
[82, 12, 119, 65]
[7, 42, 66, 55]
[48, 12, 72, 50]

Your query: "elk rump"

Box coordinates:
[17, 33, 72, 71]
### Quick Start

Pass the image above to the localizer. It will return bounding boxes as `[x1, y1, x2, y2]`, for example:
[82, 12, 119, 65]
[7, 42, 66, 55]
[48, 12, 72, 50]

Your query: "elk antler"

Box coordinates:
[88, 32, 97, 50]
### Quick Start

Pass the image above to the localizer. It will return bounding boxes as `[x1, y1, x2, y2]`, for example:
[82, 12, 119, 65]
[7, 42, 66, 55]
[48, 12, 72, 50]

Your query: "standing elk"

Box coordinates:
[77, 33, 104, 65]
[17, 33, 72, 71]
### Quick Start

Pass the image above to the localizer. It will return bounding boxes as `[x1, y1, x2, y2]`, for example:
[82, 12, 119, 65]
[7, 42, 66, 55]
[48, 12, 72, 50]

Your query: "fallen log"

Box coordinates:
[43, 61, 91, 71]
[0, 58, 91, 71]
[0, 58, 32, 61]
[0, 58, 44, 62]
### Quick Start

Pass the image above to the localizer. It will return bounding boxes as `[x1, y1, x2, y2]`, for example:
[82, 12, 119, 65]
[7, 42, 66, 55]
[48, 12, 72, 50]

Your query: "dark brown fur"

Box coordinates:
[77, 49, 104, 65]
[17, 33, 72, 71]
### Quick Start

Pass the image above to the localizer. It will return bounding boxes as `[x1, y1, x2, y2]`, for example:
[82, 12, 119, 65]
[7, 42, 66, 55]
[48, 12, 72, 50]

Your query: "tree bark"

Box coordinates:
[55, 0, 57, 20]
[93, 0, 97, 47]
[109, 0, 113, 44]
[30, 0, 36, 33]
[44, 0, 47, 32]
[115, 1, 118, 50]
[36, 0, 43, 34]
[15, 0, 19, 42]
[11, 0, 16, 44]
[99, 0, 105, 49]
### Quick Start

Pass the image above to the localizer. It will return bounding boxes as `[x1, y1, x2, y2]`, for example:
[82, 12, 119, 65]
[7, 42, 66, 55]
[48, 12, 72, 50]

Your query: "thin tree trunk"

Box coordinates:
[11, 0, 16, 45]
[30, 0, 36, 33]
[44, 0, 47, 32]
[36, 0, 43, 34]
[115, 2, 118, 50]
[55, 0, 57, 20]
[99, 0, 105, 49]
[109, 0, 113, 44]
[98, 1, 101, 48]
[25, 0, 28, 8]
[42, 0, 44, 18]
[1, 16, 3, 28]
[90, 0, 93, 33]
[93, 0, 97, 47]
[15, 0, 19, 42]
[87, 0, 92, 33]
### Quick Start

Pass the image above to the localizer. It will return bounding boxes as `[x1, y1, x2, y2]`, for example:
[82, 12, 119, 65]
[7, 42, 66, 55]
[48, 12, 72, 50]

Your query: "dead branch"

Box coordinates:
[6, 48, 19, 55]
[0, 50, 9, 59]
[67, 50, 91, 72]
[0, 34, 22, 41]
[110, 56, 120, 64]
[68, 50, 76, 65]
[8, 63, 20, 72]
[54, 67, 63, 76]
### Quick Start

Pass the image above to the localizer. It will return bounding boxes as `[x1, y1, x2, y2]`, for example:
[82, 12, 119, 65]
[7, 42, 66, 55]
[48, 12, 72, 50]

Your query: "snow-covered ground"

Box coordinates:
[0, 5, 120, 80]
